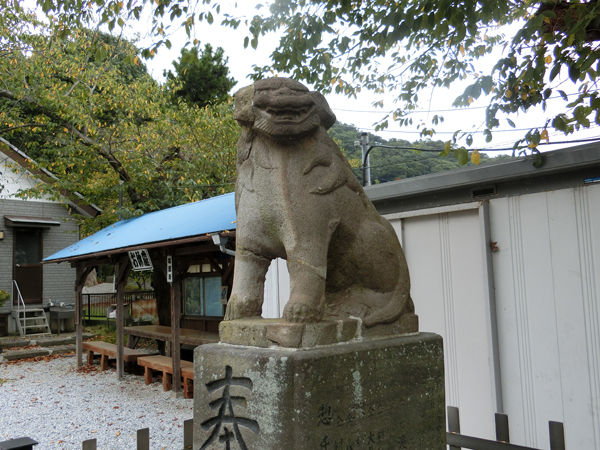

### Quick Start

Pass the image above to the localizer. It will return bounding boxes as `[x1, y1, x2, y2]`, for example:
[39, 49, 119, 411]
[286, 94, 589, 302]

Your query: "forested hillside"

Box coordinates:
[329, 122, 512, 184]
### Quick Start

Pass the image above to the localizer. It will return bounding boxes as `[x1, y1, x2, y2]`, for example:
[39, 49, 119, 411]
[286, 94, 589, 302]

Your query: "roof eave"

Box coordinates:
[0, 138, 101, 218]
[42, 230, 237, 264]
[365, 142, 600, 203]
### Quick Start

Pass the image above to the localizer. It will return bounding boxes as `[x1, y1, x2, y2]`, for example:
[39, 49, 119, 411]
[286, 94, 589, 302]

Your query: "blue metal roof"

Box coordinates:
[44, 192, 236, 262]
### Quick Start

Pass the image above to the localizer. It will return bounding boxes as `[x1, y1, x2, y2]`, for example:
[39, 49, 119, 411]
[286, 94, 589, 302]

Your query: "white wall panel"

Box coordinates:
[573, 186, 600, 450]
[490, 184, 600, 450]
[263, 258, 290, 319]
[548, 188, 598, 450]
[389, 208, 497, 439]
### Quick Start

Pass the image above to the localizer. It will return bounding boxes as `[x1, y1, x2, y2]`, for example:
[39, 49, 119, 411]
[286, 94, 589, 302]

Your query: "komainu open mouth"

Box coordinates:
[253, 90, 321, 138]
[264, 104, 314, 123]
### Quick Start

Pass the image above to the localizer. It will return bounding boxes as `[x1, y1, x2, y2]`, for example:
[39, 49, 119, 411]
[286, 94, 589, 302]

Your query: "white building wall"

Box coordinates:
[490, 186, 600, 450]
[386, 204, 498, 440]
[0, 153, 53, 201]
[263, 258, 290, 319]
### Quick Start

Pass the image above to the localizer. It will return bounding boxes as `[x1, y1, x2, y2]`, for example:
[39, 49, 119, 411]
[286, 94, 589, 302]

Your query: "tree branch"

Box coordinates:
[0, 123, 48, 133]
[0, 86, 142, 204]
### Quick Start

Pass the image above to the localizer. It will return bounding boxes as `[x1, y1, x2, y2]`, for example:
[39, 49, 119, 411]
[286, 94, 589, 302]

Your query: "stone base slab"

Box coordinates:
[193, 332, 445, 450]
[219, 313, 418, 349]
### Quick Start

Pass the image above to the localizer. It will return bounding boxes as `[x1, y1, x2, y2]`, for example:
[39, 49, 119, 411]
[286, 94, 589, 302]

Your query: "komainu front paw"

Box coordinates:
[224, 295, 263, 320]
[283, 296, 323, 323]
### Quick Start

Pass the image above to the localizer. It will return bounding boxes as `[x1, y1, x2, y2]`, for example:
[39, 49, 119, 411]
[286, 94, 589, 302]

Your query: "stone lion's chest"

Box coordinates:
[238, 135, 336, 240]
[249, 137, 322, 200]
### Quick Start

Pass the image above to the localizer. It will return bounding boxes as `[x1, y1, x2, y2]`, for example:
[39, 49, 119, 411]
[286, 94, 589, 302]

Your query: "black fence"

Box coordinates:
[1, 408, 569, 450]
[83, 291, 155, 321]
[0, 419, 193, 450]
[447, 406, 566, 450]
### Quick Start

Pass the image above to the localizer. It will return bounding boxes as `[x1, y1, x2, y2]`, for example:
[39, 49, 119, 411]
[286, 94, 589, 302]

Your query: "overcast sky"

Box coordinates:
[135, 1, 600, 155]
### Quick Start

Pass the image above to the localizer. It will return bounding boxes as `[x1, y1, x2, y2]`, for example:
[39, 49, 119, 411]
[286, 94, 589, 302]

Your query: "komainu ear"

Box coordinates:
[311, 92, 336, 130]
[234, 85, 256, 126]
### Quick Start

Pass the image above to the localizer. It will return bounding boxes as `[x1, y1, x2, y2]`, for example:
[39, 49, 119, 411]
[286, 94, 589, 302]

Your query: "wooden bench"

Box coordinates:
[181, 366, 194, 399]
[82, 341, 152, 371]
[137, 355, 194, 397]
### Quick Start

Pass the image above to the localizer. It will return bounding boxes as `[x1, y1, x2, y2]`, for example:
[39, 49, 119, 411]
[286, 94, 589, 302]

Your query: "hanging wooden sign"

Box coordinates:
[166, 255, 173, 282]
[128, 249, 153, 271]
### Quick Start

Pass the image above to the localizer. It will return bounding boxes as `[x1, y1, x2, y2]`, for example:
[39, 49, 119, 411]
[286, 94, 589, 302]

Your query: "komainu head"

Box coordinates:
[234, 77, 336, 141]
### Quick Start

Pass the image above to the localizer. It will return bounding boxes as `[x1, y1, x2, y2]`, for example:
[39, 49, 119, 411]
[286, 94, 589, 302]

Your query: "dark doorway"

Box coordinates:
[13, 229, 43, 305]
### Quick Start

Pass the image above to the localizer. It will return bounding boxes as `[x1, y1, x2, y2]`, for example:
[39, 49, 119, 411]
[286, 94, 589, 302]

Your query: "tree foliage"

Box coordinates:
[237, 1, 600, 152]
[0, 11, 238, 235]
[238, 0, 600, 153]
[165, 43, 237, 108]
[27, 0, 600, 158]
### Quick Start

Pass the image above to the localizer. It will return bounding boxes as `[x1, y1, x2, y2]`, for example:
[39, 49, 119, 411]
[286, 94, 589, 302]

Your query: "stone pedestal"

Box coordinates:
[193, 328, 445, 450]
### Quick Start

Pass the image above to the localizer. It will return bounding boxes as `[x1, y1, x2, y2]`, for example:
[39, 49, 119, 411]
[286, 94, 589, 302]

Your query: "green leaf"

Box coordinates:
[94, 46, 107, 62]
[569, 64, 580, 82]
[440, 140, 451, 157]
[484, 129, 492, 143]
[507, 118, 516, 128]
[454, 148, 469, 165]
[549, 64, 561, 81]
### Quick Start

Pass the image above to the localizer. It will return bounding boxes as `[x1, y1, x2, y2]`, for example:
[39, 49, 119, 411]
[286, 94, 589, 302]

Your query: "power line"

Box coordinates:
[360, 127, 534, 135]
[347, 137, 600, 162]
[360, 123, 600, 135]
[331, 90, 599, 115]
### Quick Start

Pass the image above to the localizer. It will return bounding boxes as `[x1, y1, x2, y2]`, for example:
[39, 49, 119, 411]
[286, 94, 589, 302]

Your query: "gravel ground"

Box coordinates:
[0, 354, 193, 450]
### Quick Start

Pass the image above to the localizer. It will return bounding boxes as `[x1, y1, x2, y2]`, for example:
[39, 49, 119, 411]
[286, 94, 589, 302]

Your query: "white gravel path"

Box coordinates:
[0, 355, 193, 450]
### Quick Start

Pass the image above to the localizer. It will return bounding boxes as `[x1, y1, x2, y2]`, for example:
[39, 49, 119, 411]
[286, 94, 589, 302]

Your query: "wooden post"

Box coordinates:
[137, 427, 150, 450]
[170, 254, 191, 398]
[549, 421, 565, 450]
[495, 413, 510, 443]
[74, 265, 92, 368]
[171, 266, 182, 397]
[183, 419, 193, 449]
[81, 438, 97, 450]
[115, 256, 131, 381]
[447, 406, 461, 450]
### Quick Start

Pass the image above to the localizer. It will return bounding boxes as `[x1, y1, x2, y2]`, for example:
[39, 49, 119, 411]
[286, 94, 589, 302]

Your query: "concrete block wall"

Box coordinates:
[0, 198, 80, 316]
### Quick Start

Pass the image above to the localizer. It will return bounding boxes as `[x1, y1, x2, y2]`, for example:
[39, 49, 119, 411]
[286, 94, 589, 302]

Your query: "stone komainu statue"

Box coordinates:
[224, 77, 413, 327]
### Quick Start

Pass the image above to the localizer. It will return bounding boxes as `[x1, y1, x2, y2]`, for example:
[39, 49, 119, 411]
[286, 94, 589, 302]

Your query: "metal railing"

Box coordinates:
[12, 280, 25, 315]
[81, 419, 193, 450]
[447, 406, 566, 450]
[3, 407, 569, 450]
[83, 291, 154, 321]
[1, 419, 193, 450]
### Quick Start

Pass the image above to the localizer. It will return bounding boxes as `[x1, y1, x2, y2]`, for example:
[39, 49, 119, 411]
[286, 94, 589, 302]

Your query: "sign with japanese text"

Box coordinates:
[128, 249, 153, 271]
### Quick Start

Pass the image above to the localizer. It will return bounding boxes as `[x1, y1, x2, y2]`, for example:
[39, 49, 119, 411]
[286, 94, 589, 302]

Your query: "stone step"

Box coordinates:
[0, 344, 77, 362]
[36, 336, 76, 347]
[0, 333, 95, 363]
